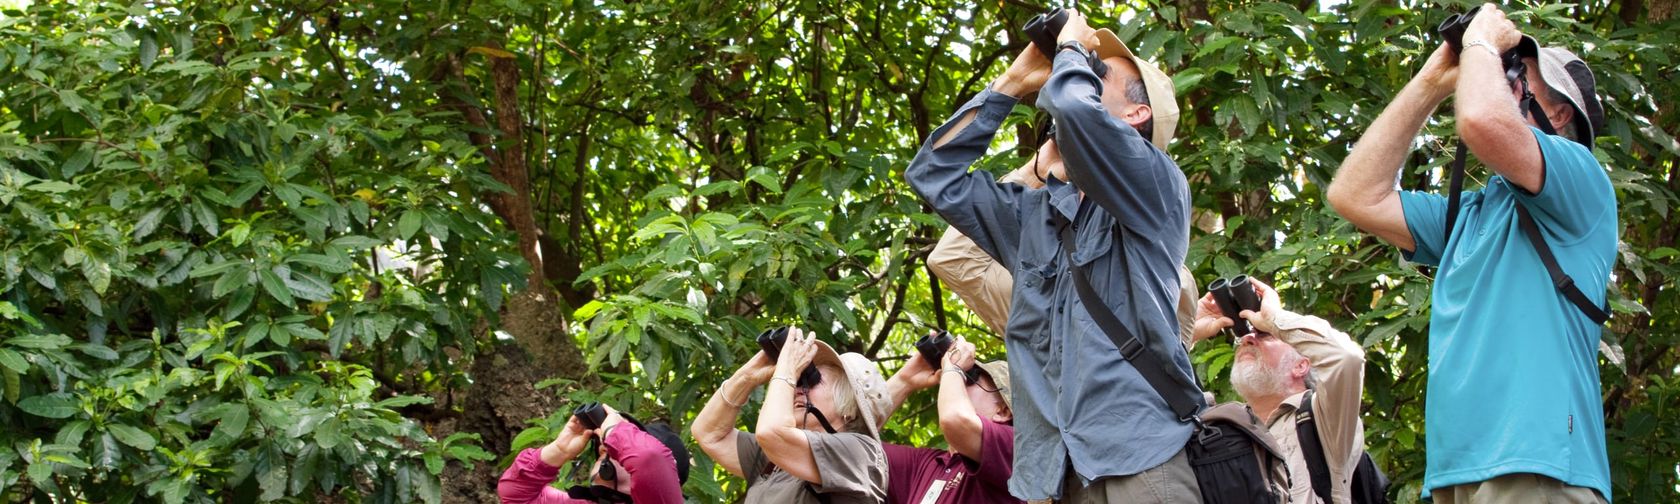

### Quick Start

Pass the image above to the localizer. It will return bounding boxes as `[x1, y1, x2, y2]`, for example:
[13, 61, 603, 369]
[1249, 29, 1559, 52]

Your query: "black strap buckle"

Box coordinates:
[1195, 422, 1223, 445]
[1554, 274, 1575, 291]
[1116, 337, 1145, 361]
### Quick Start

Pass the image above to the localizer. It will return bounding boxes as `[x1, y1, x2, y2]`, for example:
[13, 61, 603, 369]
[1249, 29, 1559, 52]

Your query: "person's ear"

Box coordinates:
[1124, 103, 1152, 133]
[1546, 102, 1575, 135]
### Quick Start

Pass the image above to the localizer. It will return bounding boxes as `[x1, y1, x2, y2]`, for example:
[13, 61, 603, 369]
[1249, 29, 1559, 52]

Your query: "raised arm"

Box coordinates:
[497, 417, 593, 504]
[904, 46, 1051, 271]
[1454, 4, 1546, 193]
[753, 328, 825, 484]
[601, 422, 685, 504]
[1328, 44, 1460, 252]
[690, 352, 774, 479]
[935, 336, 986, 460]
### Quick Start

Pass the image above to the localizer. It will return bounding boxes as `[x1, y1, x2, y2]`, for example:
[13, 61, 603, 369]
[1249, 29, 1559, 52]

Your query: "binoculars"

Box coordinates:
[1437, 12, 1526, 83]
[1207, 275, 1262, 337]
[1022, 8, 1109, 77]
[756, 326, 825, 389]
[914, 331, 981, 384]
[573, 402, 608, 430]
[571, 402, 620, 482]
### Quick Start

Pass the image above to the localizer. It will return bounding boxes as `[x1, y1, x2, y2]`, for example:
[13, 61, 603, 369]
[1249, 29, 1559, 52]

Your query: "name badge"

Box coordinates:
[917, 480, 946, 504]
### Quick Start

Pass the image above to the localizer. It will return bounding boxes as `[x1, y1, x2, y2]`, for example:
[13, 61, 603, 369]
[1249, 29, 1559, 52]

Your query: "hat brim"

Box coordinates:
[974, 360, 1012, 411]
[808, 341, 888, 438]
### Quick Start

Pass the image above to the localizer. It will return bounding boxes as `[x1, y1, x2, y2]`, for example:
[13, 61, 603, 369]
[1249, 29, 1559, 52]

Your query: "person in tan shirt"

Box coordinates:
[1190, 277, 1367, 504]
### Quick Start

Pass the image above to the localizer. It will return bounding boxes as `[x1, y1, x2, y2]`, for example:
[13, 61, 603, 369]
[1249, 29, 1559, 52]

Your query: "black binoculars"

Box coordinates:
[914, 331, 981, 384]
[1022, 8, 1109, 77]
[573, 402, 608, 431]
[1437, 12, 1527, 83]
[1207, 275, 1262, 337]
[756, 326, 824, 389]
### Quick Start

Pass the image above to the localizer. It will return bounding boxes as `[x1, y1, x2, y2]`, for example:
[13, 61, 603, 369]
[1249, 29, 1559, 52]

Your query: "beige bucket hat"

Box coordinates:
[810, 341, 891, 438]
[1091, 28, 1180, 150]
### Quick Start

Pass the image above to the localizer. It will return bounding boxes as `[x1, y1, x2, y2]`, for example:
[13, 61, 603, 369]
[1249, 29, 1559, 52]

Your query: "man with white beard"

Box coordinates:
[1190, 277, 1371, 504]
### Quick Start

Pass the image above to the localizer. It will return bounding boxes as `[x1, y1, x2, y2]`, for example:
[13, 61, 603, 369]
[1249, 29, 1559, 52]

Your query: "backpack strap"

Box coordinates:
[1295, 390, 1334, 504]
[1514, 204, 1612, 324]
[1055, 202, 1204, 423]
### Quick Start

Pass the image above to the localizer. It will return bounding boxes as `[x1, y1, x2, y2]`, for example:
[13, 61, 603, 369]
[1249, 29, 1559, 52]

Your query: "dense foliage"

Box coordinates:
[0, 0, 1674, 502]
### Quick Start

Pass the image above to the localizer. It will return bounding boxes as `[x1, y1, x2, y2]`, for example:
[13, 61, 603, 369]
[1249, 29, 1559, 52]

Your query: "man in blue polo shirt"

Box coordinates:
[1327, 4, 1613, 503]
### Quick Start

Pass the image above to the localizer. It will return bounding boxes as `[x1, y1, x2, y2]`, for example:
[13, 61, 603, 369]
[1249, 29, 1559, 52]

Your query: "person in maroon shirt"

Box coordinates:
[497, 403, 688, 504]
[882, 332, 1023, 504]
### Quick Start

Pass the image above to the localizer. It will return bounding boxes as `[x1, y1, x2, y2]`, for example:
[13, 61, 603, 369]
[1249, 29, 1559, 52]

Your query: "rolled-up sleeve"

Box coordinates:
[1037, 50, 1180, 236]
[905, 89, 1029, 271]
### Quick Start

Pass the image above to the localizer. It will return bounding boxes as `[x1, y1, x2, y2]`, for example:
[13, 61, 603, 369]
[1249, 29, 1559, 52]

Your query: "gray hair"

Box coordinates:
[818, 364, 868, 433]
[1125, 75, 1153, 142]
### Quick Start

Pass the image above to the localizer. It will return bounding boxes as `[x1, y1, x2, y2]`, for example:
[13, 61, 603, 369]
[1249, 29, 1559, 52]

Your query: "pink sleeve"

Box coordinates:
[602, 423, 685, 504]
[976, 419, 1015, 487]
[497, 448, 585, 504]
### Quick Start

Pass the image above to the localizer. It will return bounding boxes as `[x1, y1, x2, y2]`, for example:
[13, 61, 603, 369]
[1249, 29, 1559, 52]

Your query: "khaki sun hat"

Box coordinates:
[810, 340, 891, 439]
[1090, 28, 1180, 150]
[973, 360, 1012, 410]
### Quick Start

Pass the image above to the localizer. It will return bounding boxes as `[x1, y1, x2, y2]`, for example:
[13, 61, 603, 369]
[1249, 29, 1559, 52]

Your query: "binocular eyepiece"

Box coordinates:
[573, 401, 608, 431]
[756, 326, 825, 389]
[914, 330, 981, 384]
[1437, 12, 1527, 83]
[1207, 275, 1262, 337]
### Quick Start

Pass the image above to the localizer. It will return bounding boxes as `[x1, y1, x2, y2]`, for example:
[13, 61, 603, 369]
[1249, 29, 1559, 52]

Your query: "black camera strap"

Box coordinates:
[1055, 202, 1203, 423]
[1440, 73, 1608, 325]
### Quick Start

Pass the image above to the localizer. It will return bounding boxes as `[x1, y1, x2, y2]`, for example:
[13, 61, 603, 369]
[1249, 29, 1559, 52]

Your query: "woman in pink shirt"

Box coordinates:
[498, 404, 688, 504]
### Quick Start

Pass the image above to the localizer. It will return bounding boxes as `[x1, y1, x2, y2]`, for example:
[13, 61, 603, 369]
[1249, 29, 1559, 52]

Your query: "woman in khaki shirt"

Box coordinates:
[692, 327, 891, 504]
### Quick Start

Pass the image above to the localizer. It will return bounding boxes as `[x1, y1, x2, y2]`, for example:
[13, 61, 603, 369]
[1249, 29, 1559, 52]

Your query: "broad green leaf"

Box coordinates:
[0, 348, 28, 373]
[106, 423, 157, 450]
[18, 393, 78, 419]
[259, 268, 294, 306]
[7, 334, 72, 350]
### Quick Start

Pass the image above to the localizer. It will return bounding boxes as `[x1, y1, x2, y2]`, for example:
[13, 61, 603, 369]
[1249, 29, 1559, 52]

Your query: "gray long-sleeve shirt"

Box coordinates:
[904, 50, 1201, 500]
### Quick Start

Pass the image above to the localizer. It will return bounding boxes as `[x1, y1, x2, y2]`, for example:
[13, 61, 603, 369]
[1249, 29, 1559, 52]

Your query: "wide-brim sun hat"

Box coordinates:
[1091, 28, 1179, 150]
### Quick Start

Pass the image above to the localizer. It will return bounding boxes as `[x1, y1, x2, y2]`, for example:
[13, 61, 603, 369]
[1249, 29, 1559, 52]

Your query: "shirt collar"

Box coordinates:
[1045, 176, 1081, 222]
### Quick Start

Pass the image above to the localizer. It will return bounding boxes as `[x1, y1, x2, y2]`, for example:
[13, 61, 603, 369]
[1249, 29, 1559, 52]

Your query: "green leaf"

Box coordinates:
[62, 145, 93, 178]
[7, 334, 72, 350]
[139, 32, 159, 69]
[398, 210, 423, 239]
[0, 348, 28, 373]
[106, 423, 157, 450]
[82, 259, 111, 294]
[18, 393, 78, 419]
[213, 406, 249, 444]
[259, 268, 295, 306]
[75, 343, 119, 361]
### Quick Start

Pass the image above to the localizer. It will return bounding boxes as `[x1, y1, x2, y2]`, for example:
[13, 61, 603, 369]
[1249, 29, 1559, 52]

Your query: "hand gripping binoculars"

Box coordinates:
[1022, 8, 1109, 77]
[570, 402, 619, 482]
[756, 326, 825, 389]
[1207, 275, 1262, 337]
[914, 330, 981, 384]
[1437, 11, 1527, 83]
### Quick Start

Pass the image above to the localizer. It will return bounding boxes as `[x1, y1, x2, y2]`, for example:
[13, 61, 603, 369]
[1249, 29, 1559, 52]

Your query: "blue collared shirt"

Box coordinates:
[904, 50, 1201, 500]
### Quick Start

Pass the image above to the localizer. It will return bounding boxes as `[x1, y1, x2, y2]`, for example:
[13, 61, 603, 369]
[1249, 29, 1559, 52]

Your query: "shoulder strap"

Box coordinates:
[1056, 204, 1202, 422]
[1440, 141, 1611, 325]
[1514, 204, 1611, 324]
[1295, 390, 1333, 504]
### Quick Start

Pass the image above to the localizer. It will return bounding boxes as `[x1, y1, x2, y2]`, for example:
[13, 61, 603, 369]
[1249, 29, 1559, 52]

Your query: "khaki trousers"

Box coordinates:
[1430, 473, 1606, 504]
[1054, 449, 1202, 504]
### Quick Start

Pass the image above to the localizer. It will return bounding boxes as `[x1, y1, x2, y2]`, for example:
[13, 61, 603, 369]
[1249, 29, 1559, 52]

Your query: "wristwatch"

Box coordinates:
[1057, 40, 1093, 59]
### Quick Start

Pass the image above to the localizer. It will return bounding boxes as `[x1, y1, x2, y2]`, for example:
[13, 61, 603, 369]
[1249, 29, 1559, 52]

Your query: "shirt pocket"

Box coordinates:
[1007, 260, 1058, 355]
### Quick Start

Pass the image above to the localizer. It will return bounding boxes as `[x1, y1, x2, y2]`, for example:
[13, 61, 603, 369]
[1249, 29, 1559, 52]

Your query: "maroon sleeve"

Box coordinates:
[496, 448, 586, 504]
[975, 419, 1015, 488]
[883, 442, 937, 504]
[601, 423, 685, 504]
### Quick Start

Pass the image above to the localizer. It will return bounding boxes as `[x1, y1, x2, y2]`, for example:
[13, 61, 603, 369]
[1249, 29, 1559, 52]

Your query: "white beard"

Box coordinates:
[1232, 356, 1293, 400]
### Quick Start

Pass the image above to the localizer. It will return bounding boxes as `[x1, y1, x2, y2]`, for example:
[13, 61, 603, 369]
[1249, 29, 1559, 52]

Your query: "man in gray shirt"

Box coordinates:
[904, 10, 1202, 504]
